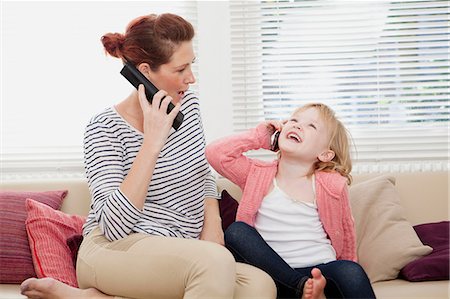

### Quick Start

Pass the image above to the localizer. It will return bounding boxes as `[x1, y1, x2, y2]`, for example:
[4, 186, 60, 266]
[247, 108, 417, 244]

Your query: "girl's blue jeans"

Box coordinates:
[224, 221, 376, 299]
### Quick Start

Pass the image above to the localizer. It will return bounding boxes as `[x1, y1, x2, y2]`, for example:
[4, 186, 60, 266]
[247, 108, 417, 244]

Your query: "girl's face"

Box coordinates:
[147, 41, 196, 103]
[279, 108, 334, 163]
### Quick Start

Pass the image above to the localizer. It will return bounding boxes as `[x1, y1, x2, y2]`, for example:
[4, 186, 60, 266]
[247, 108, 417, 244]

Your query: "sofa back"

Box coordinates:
[1, 178, 92, 216]
[217, 171, 449, 225]
[1, 171, 448, 225]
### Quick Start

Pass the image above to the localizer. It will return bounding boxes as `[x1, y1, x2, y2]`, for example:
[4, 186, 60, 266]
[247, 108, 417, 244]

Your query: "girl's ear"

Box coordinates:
[318, 149, 335, 162]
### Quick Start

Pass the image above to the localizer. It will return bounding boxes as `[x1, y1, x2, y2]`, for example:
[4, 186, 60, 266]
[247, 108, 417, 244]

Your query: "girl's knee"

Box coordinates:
[338, 261, 371, 285]
[224, 221, 251, 245]
[342, 261, 366, 275]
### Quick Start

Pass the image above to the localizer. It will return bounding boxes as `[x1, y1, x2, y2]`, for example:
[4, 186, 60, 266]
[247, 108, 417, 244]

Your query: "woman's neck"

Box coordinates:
[115, 91, 144, 132]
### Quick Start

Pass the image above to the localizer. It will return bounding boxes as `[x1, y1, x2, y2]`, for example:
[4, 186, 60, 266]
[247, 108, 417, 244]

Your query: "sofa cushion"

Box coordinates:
[0, 190, 67, 283]
[25, 199, 86, 287]
[219, 190, 239, 231]
[67, 234, 84, 268]
[349, 175, 432, 283]
[400, 221, 449, 281]
[372, 278, 450, 299]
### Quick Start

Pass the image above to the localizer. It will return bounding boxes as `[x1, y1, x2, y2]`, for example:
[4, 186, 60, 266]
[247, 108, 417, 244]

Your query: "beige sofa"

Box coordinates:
[1, 171, 448, 299]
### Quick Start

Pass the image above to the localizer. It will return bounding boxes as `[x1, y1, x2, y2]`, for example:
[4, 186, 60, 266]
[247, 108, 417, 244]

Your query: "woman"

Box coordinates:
[21, 13, 276, 299]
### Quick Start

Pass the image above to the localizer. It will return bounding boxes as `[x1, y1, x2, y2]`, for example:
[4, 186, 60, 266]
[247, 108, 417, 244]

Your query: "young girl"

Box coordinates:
[206, 103, 376, 299]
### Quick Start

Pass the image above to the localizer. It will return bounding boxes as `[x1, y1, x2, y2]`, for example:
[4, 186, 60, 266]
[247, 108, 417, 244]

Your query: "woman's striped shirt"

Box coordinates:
[82, 91, 219, 241]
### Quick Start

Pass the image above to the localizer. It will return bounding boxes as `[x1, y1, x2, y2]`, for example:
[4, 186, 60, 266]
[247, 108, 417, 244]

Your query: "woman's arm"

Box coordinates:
[84, 120, 142, 241]
[200, 197, 224, 245]
[120, 87, 181, 209]
[85, 87, 181, 241]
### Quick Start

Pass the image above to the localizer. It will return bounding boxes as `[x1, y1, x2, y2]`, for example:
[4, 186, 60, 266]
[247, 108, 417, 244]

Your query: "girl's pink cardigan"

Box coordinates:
[206, 124, 357, 261]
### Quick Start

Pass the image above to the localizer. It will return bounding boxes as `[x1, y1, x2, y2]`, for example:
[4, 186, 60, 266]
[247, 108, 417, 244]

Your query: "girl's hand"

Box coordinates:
[264, 119, 284, 135]
[138, 84, 181, 151]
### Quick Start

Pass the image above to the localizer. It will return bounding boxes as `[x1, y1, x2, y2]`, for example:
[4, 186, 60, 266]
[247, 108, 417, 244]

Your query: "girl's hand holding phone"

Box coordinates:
[263, 120, 284, 152]
[264, 120, 284, 135]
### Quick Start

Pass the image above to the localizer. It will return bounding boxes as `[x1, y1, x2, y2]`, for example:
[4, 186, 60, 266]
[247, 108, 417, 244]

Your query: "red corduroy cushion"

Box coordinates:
[25, 199, 86, 287]
[0, 190, 67, 283]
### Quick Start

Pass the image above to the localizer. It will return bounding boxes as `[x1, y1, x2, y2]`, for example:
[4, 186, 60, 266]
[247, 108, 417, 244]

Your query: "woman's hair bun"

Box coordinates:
[101, 32, 126, 58]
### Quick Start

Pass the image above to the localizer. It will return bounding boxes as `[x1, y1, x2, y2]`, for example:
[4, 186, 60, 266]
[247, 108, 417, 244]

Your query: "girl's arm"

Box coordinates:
[205, 122, 279, 190]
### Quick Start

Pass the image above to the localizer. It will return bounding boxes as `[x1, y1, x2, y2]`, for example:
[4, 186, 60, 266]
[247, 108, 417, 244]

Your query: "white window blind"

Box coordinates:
[1, 1, 199, 177]
[229, 0, 449, 172]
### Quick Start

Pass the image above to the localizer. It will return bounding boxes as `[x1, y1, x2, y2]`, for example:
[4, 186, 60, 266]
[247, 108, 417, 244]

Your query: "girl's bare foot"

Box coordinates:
[302, 278, 314, 299]
[301, 268, 326, 299]
[20, 277, 113, 299]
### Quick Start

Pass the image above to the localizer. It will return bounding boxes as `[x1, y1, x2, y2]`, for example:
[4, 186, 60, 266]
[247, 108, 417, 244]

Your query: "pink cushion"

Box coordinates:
[25, 199, 86, 287]
[0, 190, 67, 283]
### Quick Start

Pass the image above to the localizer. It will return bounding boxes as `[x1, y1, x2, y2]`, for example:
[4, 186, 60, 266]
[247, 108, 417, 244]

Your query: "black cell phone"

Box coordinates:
[271, 131, 280, 152]
[120, 61, 184, 130]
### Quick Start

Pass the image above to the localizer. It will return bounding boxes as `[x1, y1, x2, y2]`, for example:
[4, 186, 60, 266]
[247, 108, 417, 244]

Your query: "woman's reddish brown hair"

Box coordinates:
[101, 13, 194, 70]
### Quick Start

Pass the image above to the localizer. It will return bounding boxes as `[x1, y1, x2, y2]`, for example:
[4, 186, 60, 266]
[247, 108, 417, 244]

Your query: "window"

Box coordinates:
[230, 0, 449, 172]
[1, 1, 198, 177]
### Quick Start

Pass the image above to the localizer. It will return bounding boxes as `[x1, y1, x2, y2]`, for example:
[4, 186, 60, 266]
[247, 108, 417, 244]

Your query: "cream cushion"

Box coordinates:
[349, 175, 432, 283]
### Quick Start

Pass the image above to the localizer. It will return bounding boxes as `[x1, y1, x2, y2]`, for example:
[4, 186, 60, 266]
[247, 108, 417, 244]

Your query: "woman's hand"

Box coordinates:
[200, 218, 224, 246]
[138, 84, 181, 151]
[200, 198, 225, 245]
[119, 85, 181, 210]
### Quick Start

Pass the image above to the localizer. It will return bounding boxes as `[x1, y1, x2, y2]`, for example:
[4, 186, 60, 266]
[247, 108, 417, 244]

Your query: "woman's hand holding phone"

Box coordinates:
[138, 84, 181, 152]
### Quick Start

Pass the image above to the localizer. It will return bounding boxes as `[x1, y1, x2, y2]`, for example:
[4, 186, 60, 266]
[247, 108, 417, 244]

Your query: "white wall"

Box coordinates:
[1, 1, 233, 176]
[197, 1, 233, 143]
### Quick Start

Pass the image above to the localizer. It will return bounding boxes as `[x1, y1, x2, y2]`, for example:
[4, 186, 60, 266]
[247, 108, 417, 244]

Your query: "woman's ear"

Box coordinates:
[137, 63, 159, 85]
[137, 63, 152, 76]
[318, 149, 335, 162]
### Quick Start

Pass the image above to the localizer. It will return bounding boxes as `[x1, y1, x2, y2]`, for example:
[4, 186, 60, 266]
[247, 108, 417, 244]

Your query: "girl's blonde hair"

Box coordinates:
[293, 103, 353, 184]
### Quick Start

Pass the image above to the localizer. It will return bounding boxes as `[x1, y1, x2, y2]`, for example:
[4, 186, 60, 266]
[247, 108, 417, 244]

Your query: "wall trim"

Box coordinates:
[2, 149, 448, 182]
[1, 148, 85, 181]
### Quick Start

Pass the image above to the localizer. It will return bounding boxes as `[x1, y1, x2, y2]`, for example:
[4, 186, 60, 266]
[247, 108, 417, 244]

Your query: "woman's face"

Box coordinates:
[148, 41, 196, 104]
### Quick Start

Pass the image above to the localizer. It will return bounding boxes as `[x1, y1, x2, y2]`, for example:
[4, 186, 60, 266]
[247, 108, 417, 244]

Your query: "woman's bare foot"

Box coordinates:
[20, 277, 113, 299]
[301, 268, 326, 299]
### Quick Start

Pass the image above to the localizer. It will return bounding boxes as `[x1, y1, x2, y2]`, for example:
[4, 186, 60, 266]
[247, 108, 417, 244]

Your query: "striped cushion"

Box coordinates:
[25, 199, 86, 287]
[0, 190, 66, 283]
